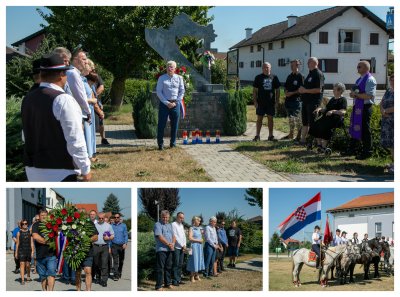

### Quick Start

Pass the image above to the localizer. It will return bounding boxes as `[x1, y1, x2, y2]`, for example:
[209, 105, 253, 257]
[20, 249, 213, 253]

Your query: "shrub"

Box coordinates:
[6, 97, 26, 181]
[138, 212, 155, 233]
[237, 221, 263, 255]
[330, 105, 389, 158]
[132, 83, 157, 139]
[138, 232, 156, 281]
[224, 90, 247, 136]
[211, 59, 227, 86]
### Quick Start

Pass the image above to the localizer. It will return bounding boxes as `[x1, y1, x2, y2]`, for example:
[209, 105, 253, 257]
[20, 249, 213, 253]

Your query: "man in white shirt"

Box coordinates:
[311, 225, 322, 268]
[332, 229, 342, 246]
[171, 212, 186, 286]
[204, 217, 219, 278]
[21, 53, 91, 182]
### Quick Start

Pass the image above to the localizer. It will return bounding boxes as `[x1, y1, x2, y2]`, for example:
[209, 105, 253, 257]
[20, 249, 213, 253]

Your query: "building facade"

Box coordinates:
[326, 192, 394, 242]
[230, 6, 390, 88]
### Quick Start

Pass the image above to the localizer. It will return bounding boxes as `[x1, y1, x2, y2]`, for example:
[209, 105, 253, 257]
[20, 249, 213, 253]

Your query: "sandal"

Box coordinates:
[27, 277, 32, 282]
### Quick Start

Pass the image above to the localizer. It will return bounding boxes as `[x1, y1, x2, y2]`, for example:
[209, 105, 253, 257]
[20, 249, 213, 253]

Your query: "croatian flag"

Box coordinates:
[278, 192, 321, 240]
[180, 99, 186, 119]
[55, 231, 68, 273]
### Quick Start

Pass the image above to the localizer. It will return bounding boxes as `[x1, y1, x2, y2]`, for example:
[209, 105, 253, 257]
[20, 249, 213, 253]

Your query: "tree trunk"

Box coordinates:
[109, 76, 126, 110]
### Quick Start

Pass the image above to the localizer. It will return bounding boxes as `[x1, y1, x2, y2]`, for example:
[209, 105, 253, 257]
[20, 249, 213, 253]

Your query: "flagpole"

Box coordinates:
[319, 195, 323, 272]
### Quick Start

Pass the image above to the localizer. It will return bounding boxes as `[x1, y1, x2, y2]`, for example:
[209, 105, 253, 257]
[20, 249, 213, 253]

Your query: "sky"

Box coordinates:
[137, 188, 262, 223]
[6, 6, 391, 51]
[53, 188, 132, 218]
[269, 188, 393, 241]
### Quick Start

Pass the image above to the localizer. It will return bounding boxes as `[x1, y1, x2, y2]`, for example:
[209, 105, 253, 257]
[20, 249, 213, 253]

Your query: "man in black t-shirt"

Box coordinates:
[226, 221, 242, 268]
[32, 209, 57, 291]
[252, 62, 281, 141]
[284, 59, 304, 141]
[298, 57, 324, 144]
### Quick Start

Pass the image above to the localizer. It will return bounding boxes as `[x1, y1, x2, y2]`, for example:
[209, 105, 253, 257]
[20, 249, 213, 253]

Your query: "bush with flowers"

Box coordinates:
[39, 202, 96, 270]
[153, 64, 193, 105]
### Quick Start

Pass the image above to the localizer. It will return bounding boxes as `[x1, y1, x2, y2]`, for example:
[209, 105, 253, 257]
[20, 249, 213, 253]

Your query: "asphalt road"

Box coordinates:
[6, 241, 131, 291]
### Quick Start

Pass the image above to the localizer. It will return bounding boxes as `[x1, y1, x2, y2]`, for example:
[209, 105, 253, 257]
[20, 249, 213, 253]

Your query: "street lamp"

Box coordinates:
[154, 200, 160, 222]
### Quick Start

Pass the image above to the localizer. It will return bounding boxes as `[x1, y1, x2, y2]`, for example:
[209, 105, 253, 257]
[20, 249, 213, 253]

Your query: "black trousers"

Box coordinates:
[155, 251, 173, 289]
[93, 245, 109, 282]
[218, 245, 227, 271]
[61, 174, 78, 182]
[111, 244, 125, 277]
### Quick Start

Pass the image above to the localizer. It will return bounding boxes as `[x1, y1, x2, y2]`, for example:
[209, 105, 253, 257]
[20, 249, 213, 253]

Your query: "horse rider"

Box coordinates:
[351, 232, 359, 244]
[332, 229, 342, 246]
[340, 231, 348, 244]
[312, 225, 322, 269]
[362, 233, 369, 243]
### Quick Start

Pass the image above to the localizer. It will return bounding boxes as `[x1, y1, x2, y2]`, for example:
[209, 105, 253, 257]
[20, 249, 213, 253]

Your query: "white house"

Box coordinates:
[230, 6, 390, 89]
[326, 192, 394, 242]
[45, 188, 66, 210]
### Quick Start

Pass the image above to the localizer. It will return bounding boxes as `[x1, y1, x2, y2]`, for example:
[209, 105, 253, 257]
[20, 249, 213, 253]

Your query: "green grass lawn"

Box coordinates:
[103, 104, 133, 125]
[233, 140, 391, 176]
[246, 105, 290, 133]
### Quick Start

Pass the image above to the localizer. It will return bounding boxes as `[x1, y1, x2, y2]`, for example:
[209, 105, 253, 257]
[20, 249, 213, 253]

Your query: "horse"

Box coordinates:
[292, 245, 346, 287]
[337, 242, 360, 284]
[380, 241, 393, 276]
[364, 238, 382, 279]
[348, 240, 374, 282]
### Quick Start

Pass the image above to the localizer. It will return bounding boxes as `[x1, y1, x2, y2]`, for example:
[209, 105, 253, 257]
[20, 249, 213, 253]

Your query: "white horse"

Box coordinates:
[292, 245, 346, 287]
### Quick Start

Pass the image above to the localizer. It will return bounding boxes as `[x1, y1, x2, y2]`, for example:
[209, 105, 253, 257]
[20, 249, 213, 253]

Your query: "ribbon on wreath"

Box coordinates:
[55, 231, 69, 273]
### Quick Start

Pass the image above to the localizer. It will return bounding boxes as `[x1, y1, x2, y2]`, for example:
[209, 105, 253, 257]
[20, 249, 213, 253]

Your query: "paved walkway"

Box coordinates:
[96, 123, 393, 182]
[234, 257, 263, 273]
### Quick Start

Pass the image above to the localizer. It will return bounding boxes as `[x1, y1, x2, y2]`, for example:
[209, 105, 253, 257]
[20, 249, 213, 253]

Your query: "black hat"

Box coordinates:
[39, 53, 72, 71]
[314, 225, 320, 230]
[32, 58, 42, 75]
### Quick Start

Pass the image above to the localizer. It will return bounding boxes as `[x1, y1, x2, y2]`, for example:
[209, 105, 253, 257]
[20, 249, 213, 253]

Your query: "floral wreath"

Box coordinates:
[200, 51, 216, 70]
[39, 203, 96, 271]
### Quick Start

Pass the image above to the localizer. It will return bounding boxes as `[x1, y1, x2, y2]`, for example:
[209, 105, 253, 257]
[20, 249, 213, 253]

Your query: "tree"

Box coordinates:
[102, 193, 121, 214]
[269, 232, 282, 252]
[244, 188, 263, 209]
[215, 211, 227, 223]
[137, 212, 155, 232]
[40, 6, 213, 109]
[139, 188, 180, 221]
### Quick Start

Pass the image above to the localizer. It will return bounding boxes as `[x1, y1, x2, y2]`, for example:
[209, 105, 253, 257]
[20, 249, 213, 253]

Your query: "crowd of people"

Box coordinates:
[11, 209, 129, 290]
[252, 57, 394, 170]
[153, 210, 243, 291]
[22, 46, 111, 182]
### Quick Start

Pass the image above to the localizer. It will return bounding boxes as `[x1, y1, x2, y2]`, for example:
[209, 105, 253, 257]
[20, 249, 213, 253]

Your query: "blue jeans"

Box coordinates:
[203, 243, 216, 277]
[62, 260, 76, 282]
[155, 251, 173, 290]
[36, 256, 57, 281]
[157, 102, 180, 147]
[172, 248, 184, 285]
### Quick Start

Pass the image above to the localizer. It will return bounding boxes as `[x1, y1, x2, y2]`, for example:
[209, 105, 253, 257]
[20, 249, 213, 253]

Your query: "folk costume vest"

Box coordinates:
[22, 87, 76, 170]
[349, 72, 372, 140]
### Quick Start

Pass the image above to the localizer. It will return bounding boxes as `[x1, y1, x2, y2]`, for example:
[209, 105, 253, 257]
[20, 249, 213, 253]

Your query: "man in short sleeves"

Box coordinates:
[227, 221, 242, 268]
[252, 62, 281, 141]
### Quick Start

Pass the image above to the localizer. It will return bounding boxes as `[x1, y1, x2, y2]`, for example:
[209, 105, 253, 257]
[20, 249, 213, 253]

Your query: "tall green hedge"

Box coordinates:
[224, 90, 247, 136]
[132, 83, 157, 139]
[138, 232, 156, 281]
[6, 97, 26, 181]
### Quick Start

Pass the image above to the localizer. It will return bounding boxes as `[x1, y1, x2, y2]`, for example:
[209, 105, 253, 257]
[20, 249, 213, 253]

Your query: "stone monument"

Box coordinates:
[145, 13, 228, 137]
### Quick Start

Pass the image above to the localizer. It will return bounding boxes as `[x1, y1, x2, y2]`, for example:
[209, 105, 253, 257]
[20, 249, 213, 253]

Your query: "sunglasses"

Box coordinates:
[22, 223, 28, 225]
[115, 216, 120, 218]
[98, 218, 105, 220]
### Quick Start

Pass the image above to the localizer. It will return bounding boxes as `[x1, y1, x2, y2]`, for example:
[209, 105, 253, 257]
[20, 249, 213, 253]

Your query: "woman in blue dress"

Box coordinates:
[186, 216, 205, 282]
[81, 64, 97, 162]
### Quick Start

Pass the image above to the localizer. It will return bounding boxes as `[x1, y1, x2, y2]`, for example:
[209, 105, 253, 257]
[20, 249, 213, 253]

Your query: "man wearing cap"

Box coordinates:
[311, 225, 322, 269]
[21, 53, 92, 182]
[252, 62, 281, 141]
[298, 57, 324, 144]
[283, 59, 304, 141]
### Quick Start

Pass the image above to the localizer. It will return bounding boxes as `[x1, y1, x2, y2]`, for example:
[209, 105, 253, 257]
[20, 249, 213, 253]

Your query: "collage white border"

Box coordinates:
[2, 0, 398, 295]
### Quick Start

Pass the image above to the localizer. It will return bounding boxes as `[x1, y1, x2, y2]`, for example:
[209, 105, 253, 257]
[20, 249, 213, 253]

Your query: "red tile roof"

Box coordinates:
[282, 238, 300, 244]
[327, 192, 394, 213]
[75, 203, 98, 214]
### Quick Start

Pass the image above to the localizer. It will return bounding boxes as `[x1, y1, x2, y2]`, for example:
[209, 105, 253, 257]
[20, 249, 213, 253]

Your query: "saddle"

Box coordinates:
[308, 251, 325, 262]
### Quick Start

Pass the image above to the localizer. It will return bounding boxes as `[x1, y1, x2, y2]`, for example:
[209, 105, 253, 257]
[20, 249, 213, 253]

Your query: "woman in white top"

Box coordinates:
[311, 225, 322, 268]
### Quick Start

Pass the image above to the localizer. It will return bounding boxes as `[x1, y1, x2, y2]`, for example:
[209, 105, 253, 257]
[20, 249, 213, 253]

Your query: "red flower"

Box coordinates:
[181, 66, 187, 73]
[52, 225, 58, 232]
[159, 66, 164, 71]
[50, 214, 55, 220]
[48, 232, 55, 238]
[61, 209, 68, 216]
[74, 212, 81, 219]
[46, 222, 52, 230]
[175, 68, 179, 74]
[56, 218, 62, 225]
[66, 216, 73, 223]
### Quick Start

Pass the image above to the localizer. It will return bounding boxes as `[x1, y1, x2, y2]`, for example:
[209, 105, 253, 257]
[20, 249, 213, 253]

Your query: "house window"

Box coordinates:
[319, 32, 328, 44]
[250, 46, 254, 53]
[320, 59, 338, 73]
[375, 222, 382, 238]
[250, 61, 255, 68]
[257, 44, 262, 52]
[268, 42, 273, 50]
[239, 62, 244, 68]
[361, 58, 376, 73]
[370, 33, 379, 45]
[281, 40, 285, 48]
[278, 58, 286, 67]
[256, 60, 262, 67]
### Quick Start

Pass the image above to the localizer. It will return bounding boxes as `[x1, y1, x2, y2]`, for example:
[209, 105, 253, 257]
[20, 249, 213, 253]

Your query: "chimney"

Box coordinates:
[287, 15, 298, 28]
[245, 28, 253, 40]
